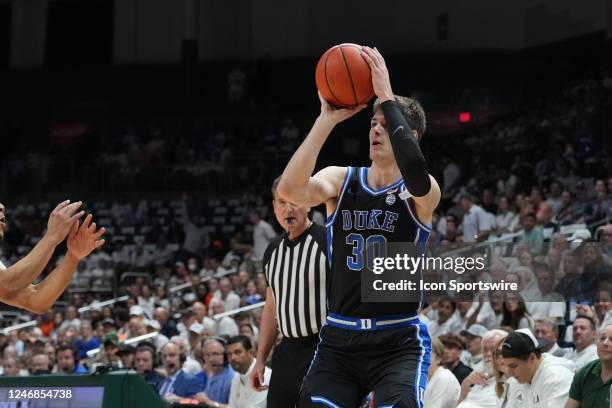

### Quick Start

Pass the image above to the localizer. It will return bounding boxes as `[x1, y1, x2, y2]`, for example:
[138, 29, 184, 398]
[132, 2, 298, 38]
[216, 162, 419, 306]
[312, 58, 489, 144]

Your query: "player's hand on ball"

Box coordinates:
[67, 214, 105, 260]
[318, 91, 366, 125]
[361, 46, 394, 102]
[46, 200, 86, 245]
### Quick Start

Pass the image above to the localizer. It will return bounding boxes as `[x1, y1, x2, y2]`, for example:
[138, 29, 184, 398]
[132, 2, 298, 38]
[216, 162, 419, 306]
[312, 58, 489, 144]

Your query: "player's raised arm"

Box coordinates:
[2, 214, 105, 314]
[0, 200, 84, 292]
[361, 46, 441, 221]
[278, 93, 365, 207]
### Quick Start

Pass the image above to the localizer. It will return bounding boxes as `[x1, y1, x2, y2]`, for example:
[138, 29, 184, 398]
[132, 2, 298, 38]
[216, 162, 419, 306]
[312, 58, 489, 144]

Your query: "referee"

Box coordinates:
[250, 176, 328, 408]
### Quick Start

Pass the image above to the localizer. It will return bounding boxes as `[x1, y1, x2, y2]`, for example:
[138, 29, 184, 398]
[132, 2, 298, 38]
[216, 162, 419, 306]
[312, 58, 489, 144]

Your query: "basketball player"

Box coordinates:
[279, 46, 440, 407]
[0, 200, 105, 313]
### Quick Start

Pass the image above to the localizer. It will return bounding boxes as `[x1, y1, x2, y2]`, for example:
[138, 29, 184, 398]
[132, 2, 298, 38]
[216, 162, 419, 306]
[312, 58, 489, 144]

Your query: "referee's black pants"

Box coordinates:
[267, 334, 319, 408]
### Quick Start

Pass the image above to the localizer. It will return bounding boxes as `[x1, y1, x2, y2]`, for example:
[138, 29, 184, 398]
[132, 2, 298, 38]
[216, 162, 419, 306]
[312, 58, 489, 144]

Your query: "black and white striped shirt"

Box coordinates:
[264, 223, 328, 338]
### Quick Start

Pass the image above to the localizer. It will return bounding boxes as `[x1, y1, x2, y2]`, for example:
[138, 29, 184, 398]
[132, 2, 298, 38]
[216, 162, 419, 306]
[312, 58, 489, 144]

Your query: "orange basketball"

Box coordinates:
[315, 43, 374, 108]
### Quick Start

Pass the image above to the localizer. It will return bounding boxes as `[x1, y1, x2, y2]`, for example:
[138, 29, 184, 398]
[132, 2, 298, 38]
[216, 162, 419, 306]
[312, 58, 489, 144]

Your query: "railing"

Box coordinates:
[78, 296, 130, 314]
[86, 332, 160, 358]
[2, 320, 37, 335]
[213, 302, 265, 320]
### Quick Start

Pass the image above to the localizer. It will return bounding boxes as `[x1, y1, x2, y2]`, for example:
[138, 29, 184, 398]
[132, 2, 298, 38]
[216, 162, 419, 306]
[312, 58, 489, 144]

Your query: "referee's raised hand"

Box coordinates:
[250, 359, 269, 391]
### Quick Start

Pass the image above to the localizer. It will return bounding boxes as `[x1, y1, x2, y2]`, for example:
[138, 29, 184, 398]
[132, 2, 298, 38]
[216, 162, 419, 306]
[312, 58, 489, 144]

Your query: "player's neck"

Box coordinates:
[368, 161, 401, 189]
[287, 220, 312, 241]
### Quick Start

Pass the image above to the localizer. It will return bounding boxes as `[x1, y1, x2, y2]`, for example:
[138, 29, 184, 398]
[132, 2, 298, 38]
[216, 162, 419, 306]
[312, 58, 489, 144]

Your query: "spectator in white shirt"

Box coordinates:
[427, 297, 463, 337]
[226, 335, 271, 408]
[459, 194, 492, 243]
[527, 262, 566, 320]
[424, 337, 460, 408]
[534, 318, 563, 356]
[457, 329, 509, 408]
[58, 305, 81, 333]
[495, 196, 518, 234]
[128, 243, 153, 270]
[545, 181, 563, 215]
[249, 210, 276, 266]
[138, 284, 156, 318]
[565, 315, 599, 370]
[210, 299, 239, 337]
[500, 328, 574, 408]
[460, 324, 488, 369]
[213, 278, 241, 312]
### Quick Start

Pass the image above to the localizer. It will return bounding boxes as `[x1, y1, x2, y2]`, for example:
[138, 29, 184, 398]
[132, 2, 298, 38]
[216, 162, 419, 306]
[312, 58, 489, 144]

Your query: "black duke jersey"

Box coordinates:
[325, 166, 432, 318]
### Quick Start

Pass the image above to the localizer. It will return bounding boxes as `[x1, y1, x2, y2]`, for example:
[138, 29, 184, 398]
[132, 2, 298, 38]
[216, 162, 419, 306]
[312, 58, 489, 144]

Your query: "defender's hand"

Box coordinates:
[46, 200, 85, 245]
[67, 214, 105, 260]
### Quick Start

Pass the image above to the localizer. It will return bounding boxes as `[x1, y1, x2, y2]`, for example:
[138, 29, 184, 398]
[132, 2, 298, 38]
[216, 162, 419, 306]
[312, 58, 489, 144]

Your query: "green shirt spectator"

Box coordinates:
[566, 324, 612, 408]
[520, 213, 544, 254]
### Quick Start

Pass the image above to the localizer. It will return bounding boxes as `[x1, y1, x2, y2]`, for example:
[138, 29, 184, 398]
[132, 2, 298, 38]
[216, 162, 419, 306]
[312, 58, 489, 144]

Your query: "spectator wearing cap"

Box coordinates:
[155, 307, 178, 339]
[188, 323, 204, 355]
[145, 319, 169, 351]
[566, 323, 612, 408]
[460, 193, 493, 243]
[213, 278, 241, 312]
[56, 344, 88, 374]
[460, 324, 488, 369]
[135, 344, 164, 392]
[565, 315, 598, 370]
[75, 321, 100, 360]
[129, 305, 147, 321]
[457, 329, 508, 408]
[117, 345, 136, 369]
[99, 332, 121, 367]
[501, 328, 573, 407]
[439, 334, 473, 385]
[424, 337, 460, 408]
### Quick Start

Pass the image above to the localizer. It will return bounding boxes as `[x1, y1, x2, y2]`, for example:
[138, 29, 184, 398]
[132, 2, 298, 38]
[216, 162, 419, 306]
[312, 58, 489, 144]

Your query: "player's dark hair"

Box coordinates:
[227, 335, 253, 351]
[373, 95, 426, 140]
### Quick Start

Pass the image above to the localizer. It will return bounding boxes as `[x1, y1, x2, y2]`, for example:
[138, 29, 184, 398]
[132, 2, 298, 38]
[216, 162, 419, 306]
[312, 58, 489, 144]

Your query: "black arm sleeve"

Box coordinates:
[380, 100, 431, 197]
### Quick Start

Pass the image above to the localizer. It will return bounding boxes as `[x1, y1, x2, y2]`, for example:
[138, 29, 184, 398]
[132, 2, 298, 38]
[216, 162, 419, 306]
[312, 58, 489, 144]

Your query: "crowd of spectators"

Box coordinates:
[0, 70, 611, 406]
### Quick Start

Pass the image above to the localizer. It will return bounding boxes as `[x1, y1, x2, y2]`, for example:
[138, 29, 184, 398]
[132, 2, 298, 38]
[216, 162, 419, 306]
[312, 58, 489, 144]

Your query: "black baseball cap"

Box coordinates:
[500, 328, 546, 358]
